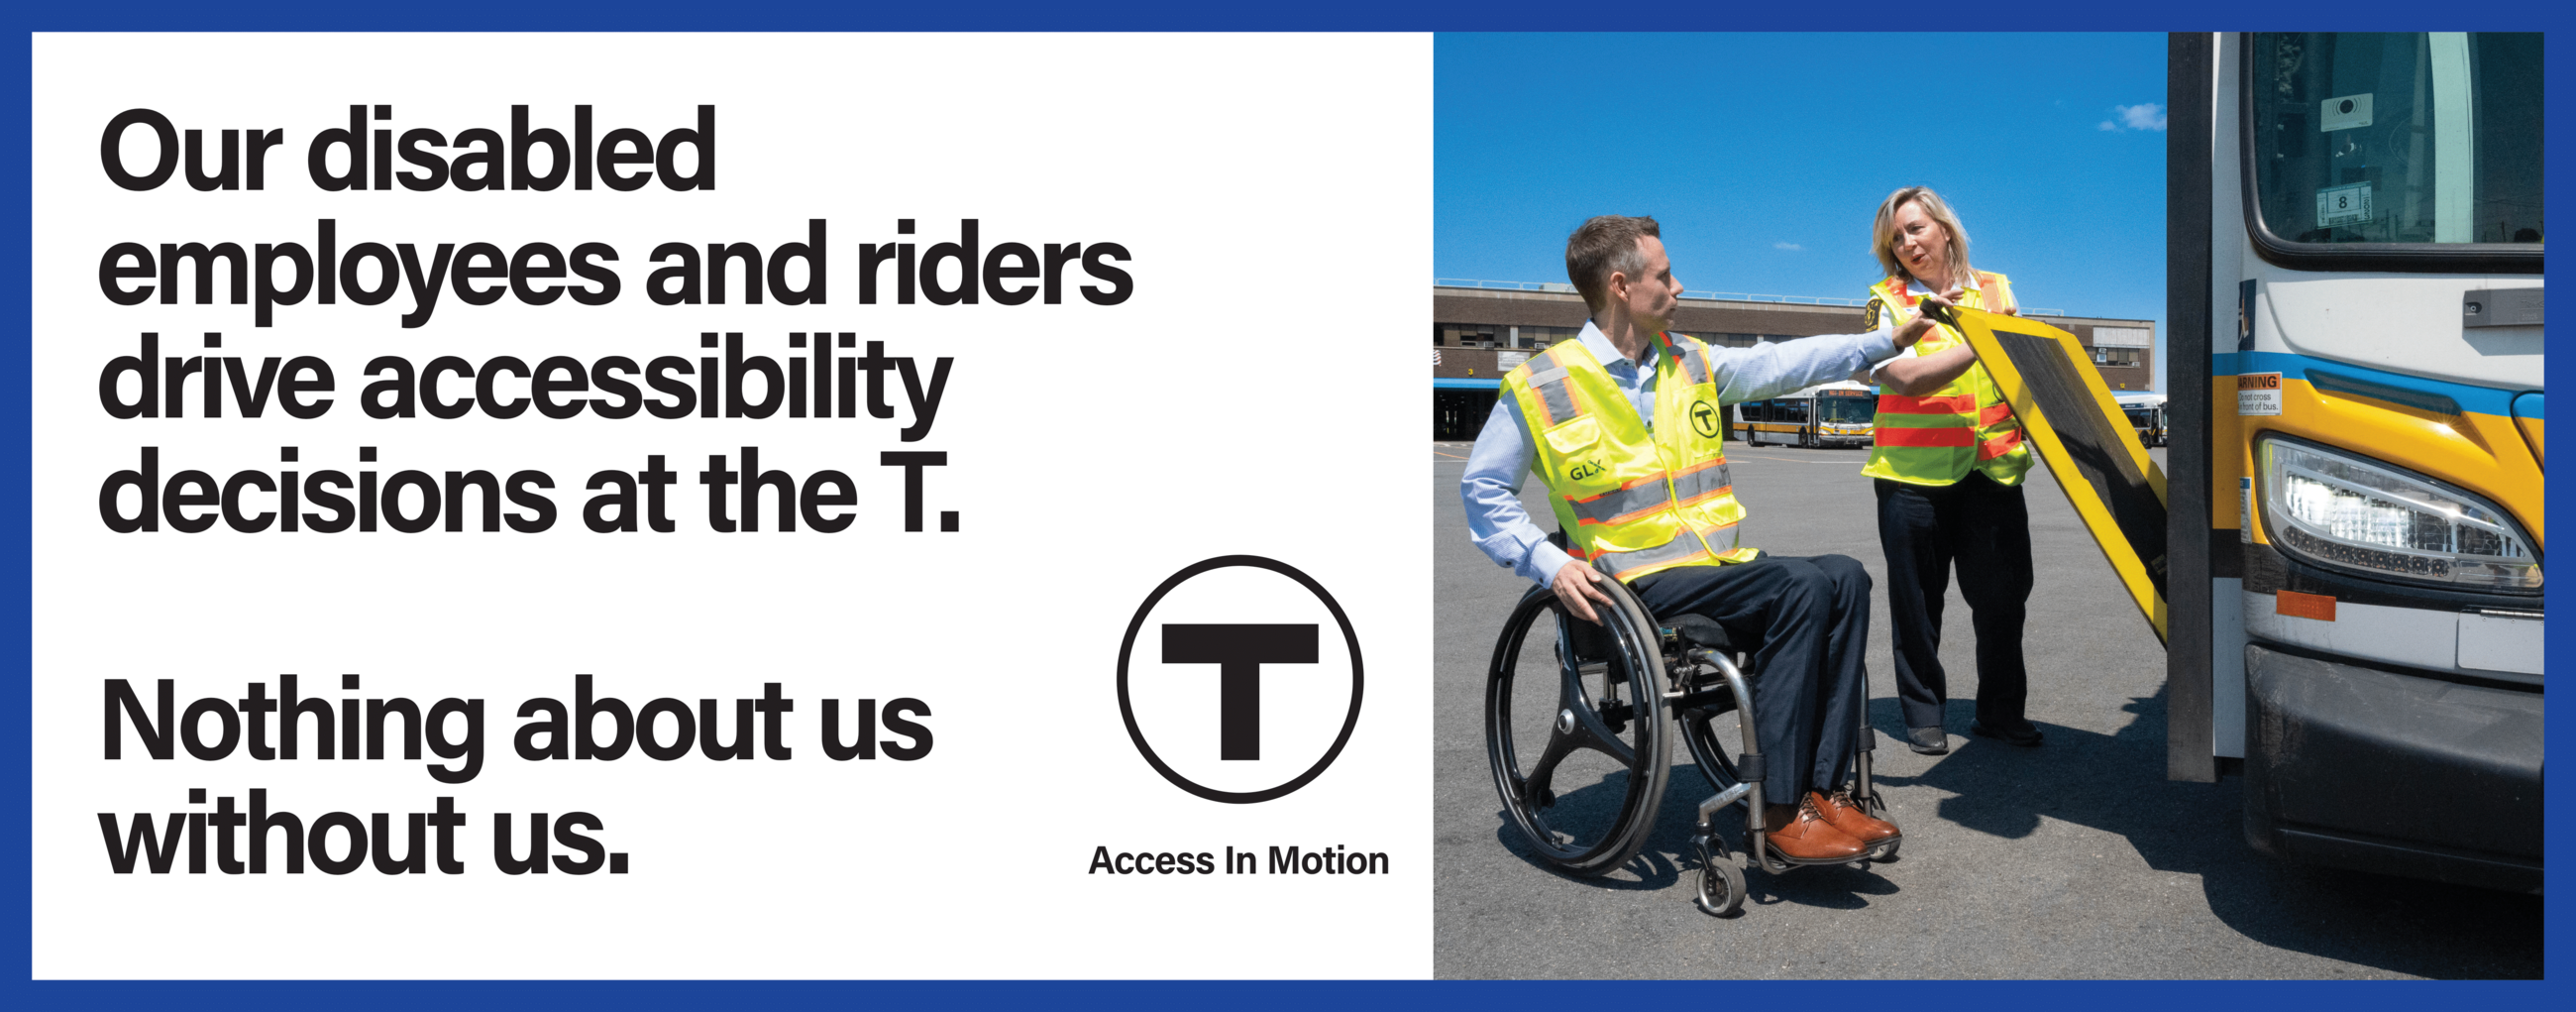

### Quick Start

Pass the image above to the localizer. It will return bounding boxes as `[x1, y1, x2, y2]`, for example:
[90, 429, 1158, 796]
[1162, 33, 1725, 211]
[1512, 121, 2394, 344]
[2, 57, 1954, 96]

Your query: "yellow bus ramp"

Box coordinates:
[1947, 305, 2169, 643]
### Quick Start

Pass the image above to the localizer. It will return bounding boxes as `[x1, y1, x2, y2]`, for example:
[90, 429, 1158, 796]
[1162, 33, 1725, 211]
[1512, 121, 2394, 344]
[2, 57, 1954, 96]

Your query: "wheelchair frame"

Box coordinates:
[1483, 561, 1893, 917]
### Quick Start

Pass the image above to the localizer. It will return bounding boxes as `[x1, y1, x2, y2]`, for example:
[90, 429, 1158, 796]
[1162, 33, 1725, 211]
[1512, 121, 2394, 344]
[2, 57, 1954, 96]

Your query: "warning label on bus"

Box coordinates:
[2237, 373, 2284, 416]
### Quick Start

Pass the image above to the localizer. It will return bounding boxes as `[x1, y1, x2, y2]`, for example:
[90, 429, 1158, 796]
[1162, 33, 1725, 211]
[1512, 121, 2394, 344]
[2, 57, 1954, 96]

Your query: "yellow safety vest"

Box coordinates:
[1500, 332, 1761, 583]
[1859, 273, 2033, 487]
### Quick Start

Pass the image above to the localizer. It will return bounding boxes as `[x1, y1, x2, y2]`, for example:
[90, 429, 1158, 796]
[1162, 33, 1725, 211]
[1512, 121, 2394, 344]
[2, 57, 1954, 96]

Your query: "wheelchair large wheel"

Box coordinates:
[1484, 577, 1671, 876]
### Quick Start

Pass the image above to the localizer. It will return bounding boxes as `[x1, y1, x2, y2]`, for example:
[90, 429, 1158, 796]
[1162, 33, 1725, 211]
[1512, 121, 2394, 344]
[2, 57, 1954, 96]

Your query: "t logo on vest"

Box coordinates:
[1690, 399, 1721, 438]
[1117, 556, 1364, 803]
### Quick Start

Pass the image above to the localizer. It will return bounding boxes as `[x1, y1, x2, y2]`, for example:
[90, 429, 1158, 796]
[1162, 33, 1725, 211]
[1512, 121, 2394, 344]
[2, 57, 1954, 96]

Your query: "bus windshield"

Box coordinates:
[2247, 33, 2541, 246]
[1818, 395, 1875, 424]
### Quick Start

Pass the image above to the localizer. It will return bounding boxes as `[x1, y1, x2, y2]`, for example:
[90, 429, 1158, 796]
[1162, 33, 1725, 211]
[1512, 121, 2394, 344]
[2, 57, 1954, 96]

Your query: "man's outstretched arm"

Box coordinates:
[1868, 289, 1985, 394]
[1705, 292, 1955, 405]
[1873, 343, 1981, 395]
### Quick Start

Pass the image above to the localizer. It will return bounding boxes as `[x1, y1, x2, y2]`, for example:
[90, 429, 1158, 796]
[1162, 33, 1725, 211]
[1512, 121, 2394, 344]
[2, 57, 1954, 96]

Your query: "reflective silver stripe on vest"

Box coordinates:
[1515, 347, 1577, 425]
[1679, 342, 1710, 387]
[1670, 461, 1732, 504]
[1596, 532, 1710, 575]
[1565, 476, 1671, 525]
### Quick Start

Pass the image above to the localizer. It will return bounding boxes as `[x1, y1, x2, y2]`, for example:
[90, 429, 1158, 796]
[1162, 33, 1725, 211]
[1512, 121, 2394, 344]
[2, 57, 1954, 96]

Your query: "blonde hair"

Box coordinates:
[1872, 186, 1974, 286]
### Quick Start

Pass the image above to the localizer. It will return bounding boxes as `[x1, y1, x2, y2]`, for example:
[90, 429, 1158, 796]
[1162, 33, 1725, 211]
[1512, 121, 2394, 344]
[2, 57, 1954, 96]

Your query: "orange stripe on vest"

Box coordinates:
[1875, 426, 1978, 448]
[1879, 393, 1978, 414]
[1673, 484, 1735, 509]
[1976, 428, 2025, 460]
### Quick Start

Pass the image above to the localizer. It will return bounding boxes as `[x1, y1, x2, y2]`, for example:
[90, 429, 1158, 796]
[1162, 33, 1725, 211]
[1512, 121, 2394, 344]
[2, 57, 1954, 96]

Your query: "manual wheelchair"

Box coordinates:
[1483, 556, 1895, 917]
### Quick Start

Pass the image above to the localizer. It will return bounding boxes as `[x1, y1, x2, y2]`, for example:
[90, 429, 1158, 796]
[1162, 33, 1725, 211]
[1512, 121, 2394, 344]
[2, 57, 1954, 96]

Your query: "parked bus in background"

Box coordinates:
[2115, 392, 2168, 447]
[1734, 381, 1875, 448]
[2168, 32, 2540, 892]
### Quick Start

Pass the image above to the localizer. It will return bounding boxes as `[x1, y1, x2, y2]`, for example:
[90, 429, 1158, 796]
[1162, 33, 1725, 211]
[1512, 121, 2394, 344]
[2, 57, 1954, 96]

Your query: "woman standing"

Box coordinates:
[1859, 187, 2042, 754]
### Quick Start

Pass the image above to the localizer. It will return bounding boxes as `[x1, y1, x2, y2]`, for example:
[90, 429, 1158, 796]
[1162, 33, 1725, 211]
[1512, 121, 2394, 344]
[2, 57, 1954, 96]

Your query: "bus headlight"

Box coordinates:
[2258, 436, 2540, 592]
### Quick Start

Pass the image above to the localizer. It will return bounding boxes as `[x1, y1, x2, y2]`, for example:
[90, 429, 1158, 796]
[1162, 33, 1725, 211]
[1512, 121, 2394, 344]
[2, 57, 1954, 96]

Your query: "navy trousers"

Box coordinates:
[1630, 554, 1873, 804]
[1873, 472, 2034, 731]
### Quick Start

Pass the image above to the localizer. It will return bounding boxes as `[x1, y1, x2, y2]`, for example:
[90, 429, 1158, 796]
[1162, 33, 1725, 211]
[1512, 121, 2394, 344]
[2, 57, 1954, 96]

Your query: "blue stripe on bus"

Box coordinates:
[2213, 352, 2535, 418]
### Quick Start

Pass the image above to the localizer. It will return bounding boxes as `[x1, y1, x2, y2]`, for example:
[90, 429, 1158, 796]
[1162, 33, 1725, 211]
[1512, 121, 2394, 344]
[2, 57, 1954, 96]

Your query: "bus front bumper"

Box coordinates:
[2242, 643, 2542, 893]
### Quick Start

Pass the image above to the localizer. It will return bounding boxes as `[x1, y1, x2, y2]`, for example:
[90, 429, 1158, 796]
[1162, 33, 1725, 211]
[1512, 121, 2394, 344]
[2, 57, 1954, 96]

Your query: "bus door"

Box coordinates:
[2170, 33, 2542, 891]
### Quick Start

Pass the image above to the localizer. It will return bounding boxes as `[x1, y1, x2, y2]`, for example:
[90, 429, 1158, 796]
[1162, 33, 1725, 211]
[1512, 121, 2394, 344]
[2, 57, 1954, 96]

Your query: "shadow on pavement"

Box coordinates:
[1864, 688, 2538, 978]
[1474, 686, 2539, 978]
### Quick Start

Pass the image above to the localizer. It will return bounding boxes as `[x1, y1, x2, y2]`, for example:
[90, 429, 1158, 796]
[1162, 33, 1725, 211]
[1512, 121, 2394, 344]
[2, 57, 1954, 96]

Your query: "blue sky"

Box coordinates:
[1438, 33, 2170, 392]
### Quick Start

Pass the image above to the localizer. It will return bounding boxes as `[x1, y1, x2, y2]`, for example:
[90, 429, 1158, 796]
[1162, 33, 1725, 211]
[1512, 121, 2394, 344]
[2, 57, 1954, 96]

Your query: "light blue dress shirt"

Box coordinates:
[1459, 320, 1903, 587]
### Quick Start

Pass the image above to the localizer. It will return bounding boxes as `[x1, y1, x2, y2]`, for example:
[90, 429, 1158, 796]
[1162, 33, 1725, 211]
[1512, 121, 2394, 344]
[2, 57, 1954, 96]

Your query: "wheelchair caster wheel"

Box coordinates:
[1871, 837, 1900, 862]
[1695, 856, 1746, 918]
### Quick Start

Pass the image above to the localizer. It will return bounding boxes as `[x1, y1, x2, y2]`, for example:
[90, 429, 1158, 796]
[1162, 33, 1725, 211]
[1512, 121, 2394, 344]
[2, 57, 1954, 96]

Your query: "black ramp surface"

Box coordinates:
[1989, 329, 2169, 599]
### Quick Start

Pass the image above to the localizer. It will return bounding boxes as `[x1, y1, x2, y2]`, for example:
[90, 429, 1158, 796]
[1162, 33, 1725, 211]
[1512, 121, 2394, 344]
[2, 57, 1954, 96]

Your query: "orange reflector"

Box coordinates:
[2276, 590, 2337, 621]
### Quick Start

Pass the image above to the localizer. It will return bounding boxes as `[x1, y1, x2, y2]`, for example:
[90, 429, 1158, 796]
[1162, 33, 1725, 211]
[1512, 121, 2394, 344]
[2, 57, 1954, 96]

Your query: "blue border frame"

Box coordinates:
[10, 3, 2568, 1005]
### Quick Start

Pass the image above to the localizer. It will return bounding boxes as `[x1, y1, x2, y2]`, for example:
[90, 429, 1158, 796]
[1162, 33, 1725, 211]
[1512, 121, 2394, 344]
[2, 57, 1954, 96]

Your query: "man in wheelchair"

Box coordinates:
[1459, 215, 1979, 863]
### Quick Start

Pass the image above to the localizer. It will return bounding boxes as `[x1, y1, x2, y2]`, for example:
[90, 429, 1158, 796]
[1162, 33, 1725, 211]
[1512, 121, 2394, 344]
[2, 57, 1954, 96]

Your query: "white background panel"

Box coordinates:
[33, 33, 1431, 978]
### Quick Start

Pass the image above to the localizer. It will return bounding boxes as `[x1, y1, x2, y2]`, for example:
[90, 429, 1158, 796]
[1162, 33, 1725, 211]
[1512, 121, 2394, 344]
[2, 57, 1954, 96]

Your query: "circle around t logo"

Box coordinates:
[1690, 399, 1720, 438]
[1116, 556, 1364, 804]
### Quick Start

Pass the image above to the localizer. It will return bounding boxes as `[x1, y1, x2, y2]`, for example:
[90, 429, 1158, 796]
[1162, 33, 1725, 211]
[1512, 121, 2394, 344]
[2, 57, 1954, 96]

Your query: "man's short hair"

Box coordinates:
[1565, 215, 1660, 314]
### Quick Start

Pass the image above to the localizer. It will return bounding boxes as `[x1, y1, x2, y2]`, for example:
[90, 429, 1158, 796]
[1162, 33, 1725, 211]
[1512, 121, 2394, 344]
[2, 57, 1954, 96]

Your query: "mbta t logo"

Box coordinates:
[1117, 556, 1364, 804]
[1690, 398, 1721, 438]
[1160, 623, 1316, 760]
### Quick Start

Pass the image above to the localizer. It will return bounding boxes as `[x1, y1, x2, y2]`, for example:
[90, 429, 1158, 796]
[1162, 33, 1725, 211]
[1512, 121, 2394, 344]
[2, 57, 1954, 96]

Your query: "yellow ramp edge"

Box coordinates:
[1947, 306, 2170, 643]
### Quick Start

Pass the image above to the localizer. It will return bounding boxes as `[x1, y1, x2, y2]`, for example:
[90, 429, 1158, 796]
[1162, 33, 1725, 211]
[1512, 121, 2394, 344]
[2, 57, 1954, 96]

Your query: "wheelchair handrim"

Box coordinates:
[1483, 582, 1672, 875]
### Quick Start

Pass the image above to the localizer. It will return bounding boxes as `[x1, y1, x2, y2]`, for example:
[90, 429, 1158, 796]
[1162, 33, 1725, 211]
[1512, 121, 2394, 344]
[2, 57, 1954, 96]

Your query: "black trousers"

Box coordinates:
[1874, 473, 2034, 731]
[1630, 554, 1872, 803]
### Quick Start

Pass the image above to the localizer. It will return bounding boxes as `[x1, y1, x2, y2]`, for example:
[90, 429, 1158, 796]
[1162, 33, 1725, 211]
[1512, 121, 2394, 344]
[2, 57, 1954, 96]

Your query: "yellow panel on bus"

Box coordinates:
[1945, 306, 2170, 642]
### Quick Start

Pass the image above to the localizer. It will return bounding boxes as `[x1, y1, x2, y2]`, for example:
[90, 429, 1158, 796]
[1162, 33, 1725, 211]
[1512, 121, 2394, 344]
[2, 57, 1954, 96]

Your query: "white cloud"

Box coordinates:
[1773, 242, 1802, 252]
[2102, 102, 2168, 132]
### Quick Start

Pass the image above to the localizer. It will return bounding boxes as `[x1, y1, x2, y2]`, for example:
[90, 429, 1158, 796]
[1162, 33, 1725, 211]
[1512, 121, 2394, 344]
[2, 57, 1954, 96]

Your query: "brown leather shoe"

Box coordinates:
[1761, 795, 1866, 861]
[1817, 788, 1900, 845]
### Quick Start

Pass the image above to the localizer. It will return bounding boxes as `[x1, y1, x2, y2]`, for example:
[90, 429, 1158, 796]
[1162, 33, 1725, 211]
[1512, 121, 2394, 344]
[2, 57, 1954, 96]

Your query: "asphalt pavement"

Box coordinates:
[1431, 439, 2542, 979]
